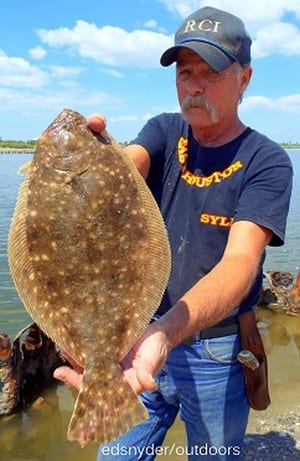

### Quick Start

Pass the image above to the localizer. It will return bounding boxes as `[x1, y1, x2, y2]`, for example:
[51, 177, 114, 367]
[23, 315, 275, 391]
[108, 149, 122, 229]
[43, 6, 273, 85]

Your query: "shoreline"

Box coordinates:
[243, 382, 300, 459]
[1, 147, 299, 155]
[0, 149, 34, 154]
[243, 409, 300, 460]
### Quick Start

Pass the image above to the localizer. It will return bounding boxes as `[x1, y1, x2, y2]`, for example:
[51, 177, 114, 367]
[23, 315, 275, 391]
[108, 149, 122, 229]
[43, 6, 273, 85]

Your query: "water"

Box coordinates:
[0, 151, 299, 460]
[0, 154, 31, 336]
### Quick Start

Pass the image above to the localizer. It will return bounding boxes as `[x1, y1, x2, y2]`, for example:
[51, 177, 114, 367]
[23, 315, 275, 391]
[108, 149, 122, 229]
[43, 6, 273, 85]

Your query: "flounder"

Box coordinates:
[8, 109, 171, 446]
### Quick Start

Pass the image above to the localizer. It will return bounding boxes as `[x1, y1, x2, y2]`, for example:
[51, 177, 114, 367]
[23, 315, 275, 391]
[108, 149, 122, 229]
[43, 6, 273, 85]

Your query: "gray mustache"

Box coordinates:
[180, 95, 215, 113]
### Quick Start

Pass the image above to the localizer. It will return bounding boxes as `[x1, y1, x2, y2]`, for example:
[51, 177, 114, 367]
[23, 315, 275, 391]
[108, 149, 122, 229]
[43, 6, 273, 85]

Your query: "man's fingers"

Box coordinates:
[136, 365, 158, 392]
[123, 366, 157, 394]
[53, 366, 83, 391]
[60, 350, 83, 374]
[122, 352, 157, 394]
[86, 114, 106, 133]
[54, 361, 157, 395]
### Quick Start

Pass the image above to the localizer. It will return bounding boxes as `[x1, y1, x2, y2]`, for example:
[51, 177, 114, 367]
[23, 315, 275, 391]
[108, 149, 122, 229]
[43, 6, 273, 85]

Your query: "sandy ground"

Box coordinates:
[243, 382, 300, 460]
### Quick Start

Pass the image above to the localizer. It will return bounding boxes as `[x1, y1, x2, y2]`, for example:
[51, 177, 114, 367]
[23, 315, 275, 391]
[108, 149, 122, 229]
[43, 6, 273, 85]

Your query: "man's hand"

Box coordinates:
[53, 350, 83, 390]
[53, 324, 171, 394]
[54, 365, 83, 390]
[121, 326, 171, 394]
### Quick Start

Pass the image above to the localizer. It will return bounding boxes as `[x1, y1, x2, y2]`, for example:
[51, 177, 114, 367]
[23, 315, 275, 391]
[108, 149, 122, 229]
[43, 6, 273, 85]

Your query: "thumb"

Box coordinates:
[53, 366, 83, 391]
[135, 360, 158, 392]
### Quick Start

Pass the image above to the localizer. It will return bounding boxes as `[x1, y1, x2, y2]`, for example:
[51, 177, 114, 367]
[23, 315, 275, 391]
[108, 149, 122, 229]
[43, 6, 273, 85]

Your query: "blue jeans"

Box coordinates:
[97, 334, 249, 460]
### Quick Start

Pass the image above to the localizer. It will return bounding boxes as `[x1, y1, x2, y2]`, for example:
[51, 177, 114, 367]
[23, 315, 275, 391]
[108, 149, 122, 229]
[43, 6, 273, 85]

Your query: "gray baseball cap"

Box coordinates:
[160, 6, 252, 71]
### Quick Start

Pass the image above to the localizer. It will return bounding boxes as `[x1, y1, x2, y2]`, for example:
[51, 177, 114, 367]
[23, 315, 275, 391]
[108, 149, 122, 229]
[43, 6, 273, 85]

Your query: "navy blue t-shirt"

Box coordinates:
[131, 113, 293, 318]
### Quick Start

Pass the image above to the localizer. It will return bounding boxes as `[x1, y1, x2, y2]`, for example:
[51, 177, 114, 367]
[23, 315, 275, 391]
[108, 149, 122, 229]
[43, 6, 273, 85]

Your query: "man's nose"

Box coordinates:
[187, 74, 205, 95]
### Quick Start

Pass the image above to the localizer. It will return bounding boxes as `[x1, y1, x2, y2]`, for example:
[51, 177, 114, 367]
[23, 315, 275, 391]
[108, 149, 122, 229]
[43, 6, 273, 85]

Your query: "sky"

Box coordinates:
[1, 0, 300, 143]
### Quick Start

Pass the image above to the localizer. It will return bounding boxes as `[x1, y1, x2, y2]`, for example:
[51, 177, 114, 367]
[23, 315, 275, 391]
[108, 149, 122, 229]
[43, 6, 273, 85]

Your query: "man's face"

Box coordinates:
[176, 48, 250, 131]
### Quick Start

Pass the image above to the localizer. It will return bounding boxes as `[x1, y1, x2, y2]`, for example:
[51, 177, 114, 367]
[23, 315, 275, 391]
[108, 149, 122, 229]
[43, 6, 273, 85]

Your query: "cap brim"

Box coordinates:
[160, 42, 234, 71]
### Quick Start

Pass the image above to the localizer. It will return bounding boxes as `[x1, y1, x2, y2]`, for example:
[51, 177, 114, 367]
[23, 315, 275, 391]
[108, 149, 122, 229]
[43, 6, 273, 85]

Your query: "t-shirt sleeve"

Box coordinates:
[234, 141, 293, 246]
[129, 114, 168, 166]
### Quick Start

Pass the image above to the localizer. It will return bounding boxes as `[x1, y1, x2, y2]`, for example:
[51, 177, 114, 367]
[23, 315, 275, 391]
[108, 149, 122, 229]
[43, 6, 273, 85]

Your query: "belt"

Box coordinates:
[182, 317, 239, 344]
[150, 315, 239, 344]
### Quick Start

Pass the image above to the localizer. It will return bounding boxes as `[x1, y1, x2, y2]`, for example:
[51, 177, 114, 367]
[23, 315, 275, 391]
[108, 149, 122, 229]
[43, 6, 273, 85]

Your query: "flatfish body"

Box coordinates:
[8, 109, 171, 446]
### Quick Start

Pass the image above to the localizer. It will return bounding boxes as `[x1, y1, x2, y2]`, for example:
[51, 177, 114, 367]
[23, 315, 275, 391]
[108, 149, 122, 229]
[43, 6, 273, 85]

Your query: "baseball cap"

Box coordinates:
[160, 6, 252, 71]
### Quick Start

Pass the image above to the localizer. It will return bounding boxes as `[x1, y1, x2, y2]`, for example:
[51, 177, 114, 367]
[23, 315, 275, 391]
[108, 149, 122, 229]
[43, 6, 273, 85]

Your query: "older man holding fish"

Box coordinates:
[55, 5, 293, 461]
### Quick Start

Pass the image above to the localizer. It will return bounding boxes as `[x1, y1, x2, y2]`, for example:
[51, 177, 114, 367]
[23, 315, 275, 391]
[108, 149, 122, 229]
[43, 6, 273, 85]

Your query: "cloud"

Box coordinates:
[0, 50, 84, 89]
[29, 45, 47, 60]
[109, 105, 180, 126]
[143, 19, 166, 33]
[252, 22, 300, 58]
[144, 19, 159, 29]
[48, 65, 84, 78]
[156, 0, 200, 18]
[35, 4, 300, 68]
[109, 115, 138, 123]
[241, 94, 300, 113]
[37, 20, 173, 67]
[156, 0, 300, 58]
[157, 0, 300, 25]
[0, 87, 122, 115]
[0, 49, 48, 88]
[100, 68, 124, 79]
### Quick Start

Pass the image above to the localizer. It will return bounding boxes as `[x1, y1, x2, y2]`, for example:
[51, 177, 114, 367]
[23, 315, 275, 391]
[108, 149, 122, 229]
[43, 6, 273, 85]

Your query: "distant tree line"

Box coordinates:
[0, 138, 129, 150]
[0, 139, 36, 150]
[281, 142, 300, 149]
[0, 137, 298, 150]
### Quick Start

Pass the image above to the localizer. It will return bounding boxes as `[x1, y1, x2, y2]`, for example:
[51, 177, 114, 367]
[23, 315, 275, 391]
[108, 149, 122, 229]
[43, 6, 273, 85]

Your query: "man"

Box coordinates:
[55, 6, 293, 460]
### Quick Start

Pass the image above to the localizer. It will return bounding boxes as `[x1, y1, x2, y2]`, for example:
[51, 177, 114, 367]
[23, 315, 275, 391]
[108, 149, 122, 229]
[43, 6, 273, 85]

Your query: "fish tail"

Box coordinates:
[67, 373, 148, 447]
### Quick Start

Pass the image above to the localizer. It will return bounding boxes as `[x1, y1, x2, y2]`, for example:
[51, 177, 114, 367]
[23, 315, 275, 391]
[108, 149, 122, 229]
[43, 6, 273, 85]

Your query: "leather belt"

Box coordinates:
[182, 318, 239, 344]
[150, 315, 239, 344]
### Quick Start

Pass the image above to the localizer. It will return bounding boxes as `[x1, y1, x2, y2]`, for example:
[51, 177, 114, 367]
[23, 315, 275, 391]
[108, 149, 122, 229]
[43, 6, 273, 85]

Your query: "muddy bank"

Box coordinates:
[243, 371, 300, 460]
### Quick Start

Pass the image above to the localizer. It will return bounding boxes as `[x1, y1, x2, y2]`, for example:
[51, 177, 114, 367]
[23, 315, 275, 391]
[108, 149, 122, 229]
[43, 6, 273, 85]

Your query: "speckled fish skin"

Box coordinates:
[8, 108, 171, 447]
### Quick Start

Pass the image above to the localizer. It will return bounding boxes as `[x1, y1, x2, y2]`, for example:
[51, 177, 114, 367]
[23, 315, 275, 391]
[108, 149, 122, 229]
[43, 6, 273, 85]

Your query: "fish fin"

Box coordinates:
[8, 180, 50, 337]
[111, 140, 171, 359]
[18, 160, 32, 176]
[67, 372, 147, 447]
[8, 180, 34, 302]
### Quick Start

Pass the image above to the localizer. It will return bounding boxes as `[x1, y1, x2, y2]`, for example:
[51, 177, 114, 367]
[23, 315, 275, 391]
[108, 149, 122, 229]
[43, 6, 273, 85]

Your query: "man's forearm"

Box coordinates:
[152, 252, 260, 349]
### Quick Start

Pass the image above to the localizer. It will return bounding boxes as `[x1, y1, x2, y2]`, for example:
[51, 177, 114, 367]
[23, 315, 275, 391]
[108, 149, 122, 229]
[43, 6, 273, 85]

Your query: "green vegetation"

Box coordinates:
[281, 142, 300, 149]
[0, 138, 129, 152]
[0, 139, 36, 151]
[0, 138, 299, 151]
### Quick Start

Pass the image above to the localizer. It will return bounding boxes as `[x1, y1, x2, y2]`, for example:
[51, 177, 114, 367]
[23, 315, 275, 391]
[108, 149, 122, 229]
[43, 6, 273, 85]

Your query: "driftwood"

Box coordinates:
[0, 323, 65, 416]
[0, 332, 21, 415]
[260, 270, 300, 314]
[289, 270, 300, 314]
